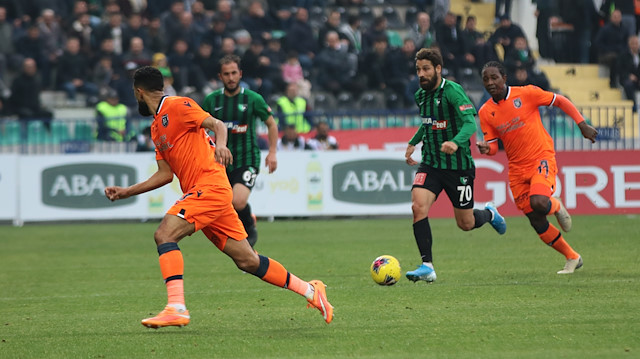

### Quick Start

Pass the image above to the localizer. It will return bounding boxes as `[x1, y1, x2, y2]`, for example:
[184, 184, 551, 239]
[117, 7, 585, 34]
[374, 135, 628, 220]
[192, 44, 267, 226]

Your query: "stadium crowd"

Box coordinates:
[0, 0, 636, 129]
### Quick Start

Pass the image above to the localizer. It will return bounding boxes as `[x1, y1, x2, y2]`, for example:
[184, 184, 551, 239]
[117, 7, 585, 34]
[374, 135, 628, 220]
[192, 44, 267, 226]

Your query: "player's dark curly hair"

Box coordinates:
[133, 66, 164, 92]
[415, 48, 443, 68]
[482, 61, 507, 76]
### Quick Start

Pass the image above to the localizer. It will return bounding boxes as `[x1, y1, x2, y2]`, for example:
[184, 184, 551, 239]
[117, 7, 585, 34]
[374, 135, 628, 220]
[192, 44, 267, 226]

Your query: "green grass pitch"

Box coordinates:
[1, 214, 639, 358]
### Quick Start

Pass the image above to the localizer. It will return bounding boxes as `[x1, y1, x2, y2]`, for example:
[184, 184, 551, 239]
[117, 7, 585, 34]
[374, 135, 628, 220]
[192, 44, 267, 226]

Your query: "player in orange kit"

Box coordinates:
[477, 61, 598, 274]
[104, 66, 333, 328]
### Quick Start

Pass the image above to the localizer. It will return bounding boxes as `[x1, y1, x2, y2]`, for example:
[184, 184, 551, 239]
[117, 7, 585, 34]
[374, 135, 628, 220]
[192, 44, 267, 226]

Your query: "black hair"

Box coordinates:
[133, 66, 164, 92]
[482, 61, 507, 76]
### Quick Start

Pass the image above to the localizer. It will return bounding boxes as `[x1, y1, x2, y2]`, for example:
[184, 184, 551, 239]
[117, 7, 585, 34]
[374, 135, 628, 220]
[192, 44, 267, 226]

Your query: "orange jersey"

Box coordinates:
[478, 86, 557, 171]
[151, 96, 227, 193]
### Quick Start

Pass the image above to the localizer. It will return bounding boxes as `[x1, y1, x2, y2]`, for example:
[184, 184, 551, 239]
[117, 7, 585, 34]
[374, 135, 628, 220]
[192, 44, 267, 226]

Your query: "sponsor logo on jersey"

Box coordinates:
[513, 98, 522, 108]
[226, 122, 248, 133]
[42, 163, 136, 208]
[459, 104, 474, 112]
[422, 117, 448, 130]
[332, 160, 415, 204]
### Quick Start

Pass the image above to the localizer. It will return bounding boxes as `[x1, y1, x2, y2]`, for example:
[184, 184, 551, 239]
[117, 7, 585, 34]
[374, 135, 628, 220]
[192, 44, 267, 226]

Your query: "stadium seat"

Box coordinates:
[405, 7, 419, 27]
[361, 117, 381, 128]
[386, 117, 405, 128]
[357, 91, 386, 110]
[410, 116, 423, 127]
[0, 120, 21, 145]
[339, 117, 358, 130]
[27, 120, 49, 144]
[311, 91, 337, 113]
[358, 7, 375, 29]
[336, 92, 356, 110]
[74, 122, 95, 141]
[385, 91, 404, 110]
[51, 121, 71, 143]
[383, 7, 404, 29]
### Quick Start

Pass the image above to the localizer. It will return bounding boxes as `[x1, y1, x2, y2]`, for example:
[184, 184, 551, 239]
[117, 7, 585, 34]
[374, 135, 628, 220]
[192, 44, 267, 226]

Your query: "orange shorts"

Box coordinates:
[166, 184, 247, 250]
[509, 158, 557, 213]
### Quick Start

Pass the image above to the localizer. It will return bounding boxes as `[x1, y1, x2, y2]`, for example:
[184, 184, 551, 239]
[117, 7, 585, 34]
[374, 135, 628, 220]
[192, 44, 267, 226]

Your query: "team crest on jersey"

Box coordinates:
[162, 114, 169, 127]
[238, 104, 248, 112]
[459, 176, 469, 185]
[513, 98, 522, 108]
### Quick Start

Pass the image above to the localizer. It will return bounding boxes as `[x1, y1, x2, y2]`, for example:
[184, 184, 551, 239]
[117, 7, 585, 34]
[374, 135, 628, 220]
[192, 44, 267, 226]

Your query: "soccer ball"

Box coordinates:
[370, 255, 401, 285]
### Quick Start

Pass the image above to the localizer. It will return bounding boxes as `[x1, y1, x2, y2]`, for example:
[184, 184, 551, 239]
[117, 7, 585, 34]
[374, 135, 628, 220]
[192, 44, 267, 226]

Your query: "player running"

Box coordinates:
[404, 48, 507, 284]
[477, 61, 598, 274]
[104, 66, 333, 328]
[201, 55, 279, 248]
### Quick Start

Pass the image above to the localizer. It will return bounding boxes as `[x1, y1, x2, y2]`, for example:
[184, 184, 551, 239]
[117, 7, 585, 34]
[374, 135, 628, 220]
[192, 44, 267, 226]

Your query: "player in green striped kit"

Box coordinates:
[404, 48, 506, 283]
[201, 55, 279, 248]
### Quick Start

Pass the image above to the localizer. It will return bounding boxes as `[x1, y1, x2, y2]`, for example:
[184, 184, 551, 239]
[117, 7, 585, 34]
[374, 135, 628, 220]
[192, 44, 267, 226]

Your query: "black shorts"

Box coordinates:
[412, 164, 476, 209]
[227, 166, 258, 190]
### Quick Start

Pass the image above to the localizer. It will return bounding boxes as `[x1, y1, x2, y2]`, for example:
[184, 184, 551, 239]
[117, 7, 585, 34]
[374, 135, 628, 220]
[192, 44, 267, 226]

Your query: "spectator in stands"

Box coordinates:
[277, 124, 310, 151]
[93, 56, 116, 90]
[263, 37, 287, 92]
[488, 15, 526, 56]
[318, 9, 342, 50]
[408, 12, 436, 50]
[147, 16, 168, 54]
[57, 37, 99, 106]
[494, 0, 512, 24]
[268, 0, 295, 31]
[190, 41, 220, 93]
[314, 31, 361, 96]
[507, 66, 550, 90]
[276, 82, 312, 133]
[168, 11, 202, 52]
[362, 16, 388, 56]
[121, 36, 153, 68]
[388, 38, 419, 108]
[555, 0, 597, 64]
[361, 35, 393, 91]
[68, 12, 93, 57]
[160, 0, 185, 40]
[93, 12, 126, 55]
[242, 38, 274, 99]
[503, 36, 535, 78]
[307, 120, 338, 150]
[436, 12, 468, 80]
[190, 1, 211, 37]
[110, 61, 139, 117]
[242, 0, 275, 44]
[37, 8, 65, 60]
[534, 0, 555, 60]
[286, 7, 317, 73]
[14, 25, 54, 89]
[7, 58, 53, 131]
[91, 37, 123, 74]
[167, 38, 194, 93]
[595, 9, 628, 88]
[216, 0, 243, 33]
[202, 14, 231, 54]
[282, 50, 311, 98]
[461, 15, 498, 73]
[122, 13, 150, 54]
[601, 0, 636, 37]
[339, 13, 362, 55]
[95, 87, 130, 142]
[618, 35, 640, 111]
[0, 6, 15, 83]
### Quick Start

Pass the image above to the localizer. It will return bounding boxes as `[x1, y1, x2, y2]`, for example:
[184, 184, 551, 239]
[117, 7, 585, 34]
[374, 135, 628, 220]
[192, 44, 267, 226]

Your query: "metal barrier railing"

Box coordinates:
[1, 106, 638, 154]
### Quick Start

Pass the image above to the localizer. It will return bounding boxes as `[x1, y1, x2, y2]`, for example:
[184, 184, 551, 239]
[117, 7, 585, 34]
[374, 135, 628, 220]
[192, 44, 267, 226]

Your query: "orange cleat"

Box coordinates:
[306, 280, 334, 324]
[141, 305, 190, 328]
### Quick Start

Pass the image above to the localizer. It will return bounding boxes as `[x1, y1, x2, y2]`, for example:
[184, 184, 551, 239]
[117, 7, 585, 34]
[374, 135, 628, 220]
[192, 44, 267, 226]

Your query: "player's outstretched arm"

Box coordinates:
[202, 116, 232, 166]
[104, 159, 174, 201]
[554, 94, 597, 143]
[264, 116, 278, 173]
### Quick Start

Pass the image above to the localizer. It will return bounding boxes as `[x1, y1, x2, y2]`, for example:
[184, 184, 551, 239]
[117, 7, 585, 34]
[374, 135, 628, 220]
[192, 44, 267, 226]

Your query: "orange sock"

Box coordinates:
[158, 248, 185, 306]
[257, 255, 310, 297]
[548, 197, 561, 215]
[538, 223, 579, 260]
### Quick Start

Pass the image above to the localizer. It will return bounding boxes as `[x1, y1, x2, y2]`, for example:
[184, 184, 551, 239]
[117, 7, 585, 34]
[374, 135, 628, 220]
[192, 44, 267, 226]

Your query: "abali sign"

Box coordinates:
[332, 159, 414, 204]
[42, 163, 136, 208]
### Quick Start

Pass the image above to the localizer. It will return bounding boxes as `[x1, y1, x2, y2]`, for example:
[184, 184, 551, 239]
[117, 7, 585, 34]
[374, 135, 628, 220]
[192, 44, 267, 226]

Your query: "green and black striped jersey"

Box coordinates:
[201, 87, 273, 172]
[409, 78, 477, 170]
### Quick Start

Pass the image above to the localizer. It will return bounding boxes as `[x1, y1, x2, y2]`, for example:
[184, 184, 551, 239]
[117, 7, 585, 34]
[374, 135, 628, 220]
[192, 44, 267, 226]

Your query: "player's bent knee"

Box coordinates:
[233, 252, 260, 273]
[456, 220, 475, 231]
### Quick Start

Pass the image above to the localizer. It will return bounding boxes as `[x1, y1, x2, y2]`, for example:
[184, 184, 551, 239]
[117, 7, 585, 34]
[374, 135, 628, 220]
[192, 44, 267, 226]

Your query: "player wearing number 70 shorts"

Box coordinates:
[403, 48, 507, 284]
